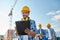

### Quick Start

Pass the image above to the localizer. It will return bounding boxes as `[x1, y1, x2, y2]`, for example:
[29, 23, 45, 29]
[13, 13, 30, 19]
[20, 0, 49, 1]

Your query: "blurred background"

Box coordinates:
[0, 0, 60, 40]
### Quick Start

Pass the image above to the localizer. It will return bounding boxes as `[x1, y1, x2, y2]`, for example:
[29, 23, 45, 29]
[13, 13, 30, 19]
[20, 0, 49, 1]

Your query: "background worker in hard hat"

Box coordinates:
[46, 23, 56, 40]
[36, 24, 47, 40]
[15, 6, 37, 40]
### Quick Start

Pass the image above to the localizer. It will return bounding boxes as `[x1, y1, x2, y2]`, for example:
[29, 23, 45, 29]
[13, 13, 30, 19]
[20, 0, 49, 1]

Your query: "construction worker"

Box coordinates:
[36, 24, 47, 40]
[46, 23, 56, 40]
[15, 6, 37, 40]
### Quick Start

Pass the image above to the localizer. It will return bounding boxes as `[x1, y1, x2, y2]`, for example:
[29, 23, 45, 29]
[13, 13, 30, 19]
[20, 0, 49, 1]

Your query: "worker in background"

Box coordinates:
[36, 24, 47, 40]
[46, 23, 56, 40]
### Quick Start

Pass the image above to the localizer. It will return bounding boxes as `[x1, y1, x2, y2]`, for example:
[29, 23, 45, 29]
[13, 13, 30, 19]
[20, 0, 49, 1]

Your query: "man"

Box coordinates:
[15, 6, 37, 40]
[46, 23, 56, 40]
[36, 24, 47, 40]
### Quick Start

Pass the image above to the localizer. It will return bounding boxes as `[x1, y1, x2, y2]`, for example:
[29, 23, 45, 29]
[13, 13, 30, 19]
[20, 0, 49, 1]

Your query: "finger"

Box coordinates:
[25, 29, 28, 33]
[26, 28, 30, 31]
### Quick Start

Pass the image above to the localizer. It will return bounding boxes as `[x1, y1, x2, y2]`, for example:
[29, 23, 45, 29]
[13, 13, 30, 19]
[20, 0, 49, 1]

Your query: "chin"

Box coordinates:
[23, 16, 28, 18]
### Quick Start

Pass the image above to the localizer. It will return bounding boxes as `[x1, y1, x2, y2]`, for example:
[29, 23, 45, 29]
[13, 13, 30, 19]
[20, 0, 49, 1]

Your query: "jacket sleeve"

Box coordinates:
[51, 28, 57, 40]
[51, 28, 56, 37]
[30, 20, 37, 33]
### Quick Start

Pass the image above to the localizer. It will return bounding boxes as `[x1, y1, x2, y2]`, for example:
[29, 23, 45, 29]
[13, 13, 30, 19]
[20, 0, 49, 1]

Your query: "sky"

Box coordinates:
[0, 0, 60, 36]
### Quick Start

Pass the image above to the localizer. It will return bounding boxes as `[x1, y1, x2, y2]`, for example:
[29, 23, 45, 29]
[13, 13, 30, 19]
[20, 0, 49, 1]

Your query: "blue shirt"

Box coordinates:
[18, 19, 37, 40]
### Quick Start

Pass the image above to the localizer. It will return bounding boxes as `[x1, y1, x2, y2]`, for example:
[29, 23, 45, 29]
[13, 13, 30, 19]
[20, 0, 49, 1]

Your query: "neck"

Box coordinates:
[40, 28, 42, 29]
[48, 28, 50, 29]
[22, 17, 29, 21]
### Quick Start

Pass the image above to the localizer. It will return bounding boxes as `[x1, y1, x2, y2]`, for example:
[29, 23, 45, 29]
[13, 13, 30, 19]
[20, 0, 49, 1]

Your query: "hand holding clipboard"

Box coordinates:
[25, 28, 36, 36]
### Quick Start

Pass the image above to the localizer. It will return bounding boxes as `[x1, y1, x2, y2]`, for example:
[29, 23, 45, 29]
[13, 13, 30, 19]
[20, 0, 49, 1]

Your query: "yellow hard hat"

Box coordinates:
[38, 24, 42, 26]
[21, 6, 30, 12]
[46, 23, 51, 26]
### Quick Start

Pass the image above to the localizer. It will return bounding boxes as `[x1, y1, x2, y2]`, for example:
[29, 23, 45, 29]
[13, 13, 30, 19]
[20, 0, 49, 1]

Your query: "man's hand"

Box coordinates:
[40, 33, 43, 37]
[51, 34, 56, 40]
[25, 28, 30, 34]
[15, 31, 18, 36]
[25, 28, 36, 36]
[15, 27, 18, 35]
[35, 33, 43, 38]
[39, 33, 43, 39]
[35, 34, 40, 37]
[35, 34, 40, 40]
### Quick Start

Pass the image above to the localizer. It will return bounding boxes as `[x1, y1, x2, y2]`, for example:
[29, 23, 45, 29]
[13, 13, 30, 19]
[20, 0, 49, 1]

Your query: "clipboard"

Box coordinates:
[15, 21, 30, 35]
